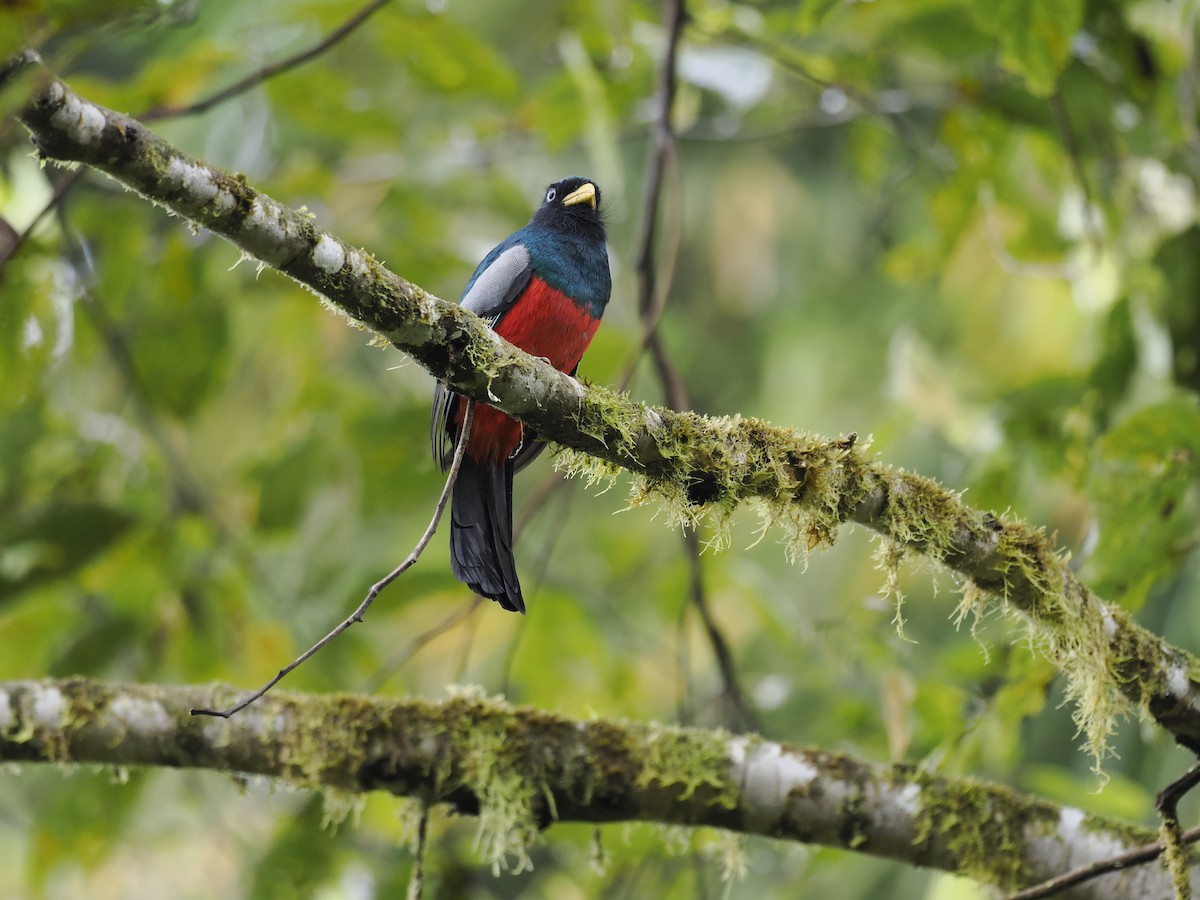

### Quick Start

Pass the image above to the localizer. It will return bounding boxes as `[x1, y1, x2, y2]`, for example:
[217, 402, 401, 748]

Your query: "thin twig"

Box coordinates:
[2, 0, 391, 273]
[675, 588, 693, 725]
[629, 0, 686, 378]
[682, 527, 762, 732]
[191, 401, 475, 718]
[1002, 824, 1200, 900]
[616, 138, 683, 394]
[453, 601, 480, 684]
[0, 169, 84, 272]
[725, 26, 943, 172]
[62, 216, 213, 519]
[407, 805, 429, 900]
[627, 0, 758, 732]
[141, 0, 393, 121]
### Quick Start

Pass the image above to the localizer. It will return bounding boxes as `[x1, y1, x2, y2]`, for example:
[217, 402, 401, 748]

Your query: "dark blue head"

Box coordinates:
[529, 176, 606, 244]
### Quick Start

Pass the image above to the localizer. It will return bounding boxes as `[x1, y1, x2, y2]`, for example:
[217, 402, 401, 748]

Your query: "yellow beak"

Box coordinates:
[562, 182, 597, 210]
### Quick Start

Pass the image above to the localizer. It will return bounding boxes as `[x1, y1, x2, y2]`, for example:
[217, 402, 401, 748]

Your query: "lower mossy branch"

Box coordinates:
[0, 677, 1192, 897]
[7, 55, 1200, 766]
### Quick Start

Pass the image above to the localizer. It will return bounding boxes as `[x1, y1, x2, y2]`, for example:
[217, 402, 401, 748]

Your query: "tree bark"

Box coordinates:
[0, 677, 1189, 898]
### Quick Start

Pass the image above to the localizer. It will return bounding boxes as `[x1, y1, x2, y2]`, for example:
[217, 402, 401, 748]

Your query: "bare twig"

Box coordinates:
[674, 595, 693, 725]
[191, 401, 475, 718]
[141, 0, 393, 121]
[1004, 766, 1200, 899]
[1002, 826, 1200, 900]
[682, 527, 761, 732]
[630, 0, 686, 356]
[0, 169, 84, 272]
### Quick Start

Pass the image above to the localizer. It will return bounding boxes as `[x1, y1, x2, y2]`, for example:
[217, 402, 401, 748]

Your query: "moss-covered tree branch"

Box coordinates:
[7, 53, 1200, 762]
[0, 677, 1191, 898]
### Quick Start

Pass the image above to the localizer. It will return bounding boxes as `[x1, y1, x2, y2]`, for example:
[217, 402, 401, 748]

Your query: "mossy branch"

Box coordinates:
[7, 54, 1200, 762]
[0, 677, 1192, 898]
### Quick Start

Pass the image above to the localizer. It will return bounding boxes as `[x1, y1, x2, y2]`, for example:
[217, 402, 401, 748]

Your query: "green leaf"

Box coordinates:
[372, 13, 518, 99]
[1087, 395, 1200, 605]
[128, 233, 230, 418]
[0, 502, 134, 607]
[1155, 226, 1200, 392]
[972, 0, 1083, 96]
[27, 768, 148, 889]
[249, 796, 342, 900]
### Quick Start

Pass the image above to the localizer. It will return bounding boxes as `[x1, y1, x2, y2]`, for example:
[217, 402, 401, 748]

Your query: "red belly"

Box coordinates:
[458, 277, 600, 465]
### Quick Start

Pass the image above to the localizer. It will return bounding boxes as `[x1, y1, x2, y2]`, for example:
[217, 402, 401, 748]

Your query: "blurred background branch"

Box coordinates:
[0, 676, 1190, 899]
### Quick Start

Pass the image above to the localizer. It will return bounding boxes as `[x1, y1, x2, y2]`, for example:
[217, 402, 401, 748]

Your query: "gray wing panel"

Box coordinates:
[433, 244, 531, 468]
[462, 243, 532, 318]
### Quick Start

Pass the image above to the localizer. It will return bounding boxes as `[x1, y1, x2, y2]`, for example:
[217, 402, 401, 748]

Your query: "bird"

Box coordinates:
[431, 177, 612, 614]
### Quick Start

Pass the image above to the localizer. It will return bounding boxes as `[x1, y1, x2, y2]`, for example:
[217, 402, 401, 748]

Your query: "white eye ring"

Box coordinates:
[545, 188, 557, 203]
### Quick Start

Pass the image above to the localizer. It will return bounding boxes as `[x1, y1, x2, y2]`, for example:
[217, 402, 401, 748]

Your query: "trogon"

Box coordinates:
[431, 177, 612, 614]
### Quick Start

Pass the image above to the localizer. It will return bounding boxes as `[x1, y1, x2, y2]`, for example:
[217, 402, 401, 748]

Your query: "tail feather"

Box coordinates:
[450, 456, 525, 613]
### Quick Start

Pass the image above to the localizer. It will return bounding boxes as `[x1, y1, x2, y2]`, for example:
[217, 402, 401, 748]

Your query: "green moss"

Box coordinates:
[555, 391, 1162, 773]
[559, 410, 865, 568]
[634, 721, 738, 810]
[429, 687, 547, 873]
[842, 789, 869, 849]
[878, 472, 964, 561]
[910, 771, 1033, 890]
[976, 526, 1128, 772]
[1158, 818, 1190, 900]
[873, 537, 914, 640]
[320, 788, 366, 830]
[572, 383, 645, 454]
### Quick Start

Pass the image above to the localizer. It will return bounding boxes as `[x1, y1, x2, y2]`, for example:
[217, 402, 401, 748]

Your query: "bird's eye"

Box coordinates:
[545, 188, 557, 203]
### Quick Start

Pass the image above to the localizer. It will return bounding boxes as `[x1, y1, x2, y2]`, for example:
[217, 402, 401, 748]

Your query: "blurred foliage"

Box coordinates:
[2, 0, 1200, 897]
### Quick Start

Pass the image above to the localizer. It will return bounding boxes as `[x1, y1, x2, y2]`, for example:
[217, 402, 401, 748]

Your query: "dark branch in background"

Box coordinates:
[140, 0, 393, 121]
[409, 805, 429, 900]
[57, 210, 292, 622]
[1003, 826, 1200, 900]
[1154, 764, 1200, 900]
[191, 402, 476, 718]
[722, 26, 939, 171]
[0, 0, 389, 273]
[10, 55, 1200, 759]
[0, 168, 82, 269]
[1, 677, 1190, 899]
[628, 0, 759, 733]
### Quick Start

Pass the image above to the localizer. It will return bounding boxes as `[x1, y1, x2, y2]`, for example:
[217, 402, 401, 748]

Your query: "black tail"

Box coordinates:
[449, 456, 525, 613]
